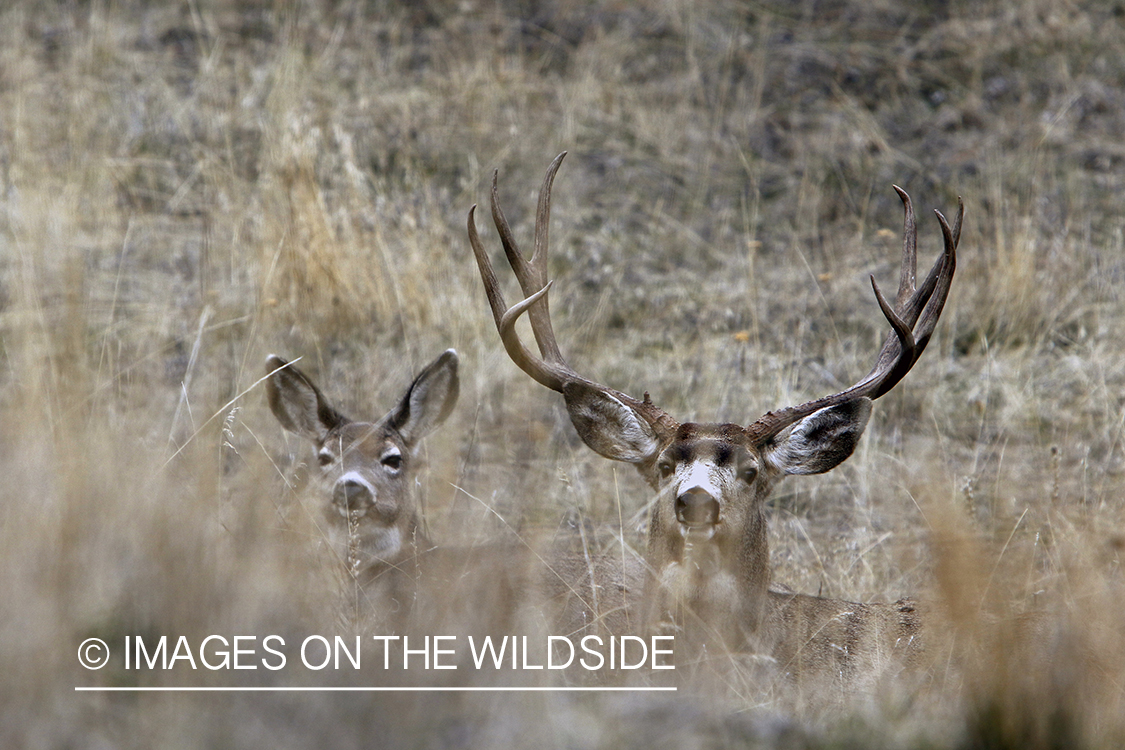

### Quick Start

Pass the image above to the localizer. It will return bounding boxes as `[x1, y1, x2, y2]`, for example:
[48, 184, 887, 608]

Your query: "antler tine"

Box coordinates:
[745, 188, 960, 443]
[892, 185, 917, 311]
[467, 204, 508, 330]
[532, 153, 566, 292]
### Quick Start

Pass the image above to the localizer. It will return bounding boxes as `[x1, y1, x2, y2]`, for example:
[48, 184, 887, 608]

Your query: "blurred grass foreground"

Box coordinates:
[2, 1, 1124, 747]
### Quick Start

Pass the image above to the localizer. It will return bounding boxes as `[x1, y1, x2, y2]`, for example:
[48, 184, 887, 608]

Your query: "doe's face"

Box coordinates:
[313, 420, 415, 559]
[265, 350, 459, 570]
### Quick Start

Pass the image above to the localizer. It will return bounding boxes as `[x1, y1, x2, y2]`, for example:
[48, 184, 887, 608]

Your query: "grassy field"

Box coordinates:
[2, 0, 1124, 746]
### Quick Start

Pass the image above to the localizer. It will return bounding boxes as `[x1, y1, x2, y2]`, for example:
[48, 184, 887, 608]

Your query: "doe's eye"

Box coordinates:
[317, 452, 334, 467]
[381, 454, 403, 471]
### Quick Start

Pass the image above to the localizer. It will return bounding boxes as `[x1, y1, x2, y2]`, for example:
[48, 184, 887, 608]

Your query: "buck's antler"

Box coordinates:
[467, 152, 677, 436]
[745, 188, 962, 443]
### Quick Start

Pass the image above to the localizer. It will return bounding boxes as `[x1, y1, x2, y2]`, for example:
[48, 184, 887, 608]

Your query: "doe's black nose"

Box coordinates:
[334, 478, 373, 512]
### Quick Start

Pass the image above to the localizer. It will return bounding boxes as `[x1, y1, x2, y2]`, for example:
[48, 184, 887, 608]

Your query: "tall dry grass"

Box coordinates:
[2, 0, 1124, 746]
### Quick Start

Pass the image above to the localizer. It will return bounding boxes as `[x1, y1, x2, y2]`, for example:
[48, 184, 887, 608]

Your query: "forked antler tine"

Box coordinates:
[486, 153, 567, 299]
[745, 188, 960, 442]
[496, 284, 569, 391]
[468, 204, 570, 392]
[897, 197, 962, 325]
[488, 156, 568, 365]
[887, 189, 961, 329]
[470, 157, 679, 439]
[799, 272, 915, 406]
[863, 203, 959, 400]
[498, 282, 553, 349]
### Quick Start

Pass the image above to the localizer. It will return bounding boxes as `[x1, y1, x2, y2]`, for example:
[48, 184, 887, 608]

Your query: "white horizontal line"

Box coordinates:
[75, 686, 676, 692]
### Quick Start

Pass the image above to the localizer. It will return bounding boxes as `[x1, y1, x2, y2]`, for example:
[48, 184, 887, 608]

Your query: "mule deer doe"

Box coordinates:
[266, 349, 643, 643]
[266, 349, 460, 580]
[468, 153, 961, 683]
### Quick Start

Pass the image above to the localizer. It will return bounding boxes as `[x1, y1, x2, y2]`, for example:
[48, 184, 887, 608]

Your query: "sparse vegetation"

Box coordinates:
[2, 0, 1123, 747]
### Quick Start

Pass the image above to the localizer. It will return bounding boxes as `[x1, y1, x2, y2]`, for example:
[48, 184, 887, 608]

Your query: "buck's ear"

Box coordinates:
[562, 381, 660, 464]
[265, 355, 348, 443]
[765, 398, 872, 476]
[389, 349, 460, 446]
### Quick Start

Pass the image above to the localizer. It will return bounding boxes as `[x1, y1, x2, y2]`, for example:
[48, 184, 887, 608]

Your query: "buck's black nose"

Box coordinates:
[675, 488, 720, 526]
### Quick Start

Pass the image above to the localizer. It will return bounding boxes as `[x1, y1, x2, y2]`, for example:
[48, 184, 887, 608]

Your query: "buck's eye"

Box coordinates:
[657, 460, 674, 479]
[381, 453, 403, 471]
[739, 465, 758, 484]
[317, 451, 335, 467]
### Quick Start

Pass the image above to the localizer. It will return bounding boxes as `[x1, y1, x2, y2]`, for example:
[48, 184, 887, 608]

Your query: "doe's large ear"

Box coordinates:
[562, 381, 660, 464]
[265, 355, 349, 443]
[765, 398, 872, 476]
[388, 349, 460, 446]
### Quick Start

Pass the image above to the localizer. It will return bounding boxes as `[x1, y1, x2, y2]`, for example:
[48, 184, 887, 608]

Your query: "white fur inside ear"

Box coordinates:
[765, 399, 872, 476]
[563, 383, 659, 464]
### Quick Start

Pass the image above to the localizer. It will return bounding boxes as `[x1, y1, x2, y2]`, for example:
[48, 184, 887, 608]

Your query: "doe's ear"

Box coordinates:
[562, 381, 660, 464]
[765, 398, 872, 476]
[388, 349, 460, 446]
[265, 355, 348, 443]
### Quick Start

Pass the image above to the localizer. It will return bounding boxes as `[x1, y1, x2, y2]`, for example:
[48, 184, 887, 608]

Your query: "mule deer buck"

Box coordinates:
[468, 153, 961, 683]
[266, 349, 643, 644]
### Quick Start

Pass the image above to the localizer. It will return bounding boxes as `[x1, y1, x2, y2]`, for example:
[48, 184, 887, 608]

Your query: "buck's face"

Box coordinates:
[645, 424, 774, 574]
[563, 386, 873, 621]
[265, 350, 459, 569]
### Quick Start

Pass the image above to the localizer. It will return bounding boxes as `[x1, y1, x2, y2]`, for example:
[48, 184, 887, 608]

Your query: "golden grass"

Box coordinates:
[2, 0, 1124, 746]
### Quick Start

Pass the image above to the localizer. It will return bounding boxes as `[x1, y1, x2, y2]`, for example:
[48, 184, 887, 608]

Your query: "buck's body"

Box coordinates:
[766, 591, 925, 685]
[468, 152, 961, 688]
